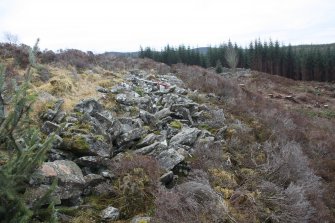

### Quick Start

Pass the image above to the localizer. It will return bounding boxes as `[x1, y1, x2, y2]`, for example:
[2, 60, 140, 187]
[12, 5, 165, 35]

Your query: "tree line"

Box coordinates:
[139, 40, 335, 82]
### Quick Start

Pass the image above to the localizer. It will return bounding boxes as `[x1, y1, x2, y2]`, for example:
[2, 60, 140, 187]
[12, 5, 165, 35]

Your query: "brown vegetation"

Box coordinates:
[175, 64, 335, 222]
[1, 44, 334, 222]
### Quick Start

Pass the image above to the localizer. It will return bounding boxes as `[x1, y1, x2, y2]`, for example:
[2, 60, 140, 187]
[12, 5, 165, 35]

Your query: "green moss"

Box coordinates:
[129, 106, 139, 116]
[0, 149, 9, 165]
[67, 122, 93, 134]
[170, 120, 183, 129]
[198, 124, 218, 134]
[134, 86, 145, 97]
[63, 135, 90, 152]
[73, 136, 90, 150]
[57, 206, 79, 216]
[86, 195, 114, 211]
[94, 134, 105, 142]
[306, 109, 335, 119]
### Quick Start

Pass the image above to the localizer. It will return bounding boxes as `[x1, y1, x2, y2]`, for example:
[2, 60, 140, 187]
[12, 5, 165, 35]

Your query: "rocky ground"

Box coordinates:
[1, 51, 334, 222]
[27, 68, 234, 222]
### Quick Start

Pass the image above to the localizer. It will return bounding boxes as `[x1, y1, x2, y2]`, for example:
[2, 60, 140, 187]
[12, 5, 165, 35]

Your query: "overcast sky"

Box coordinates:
[0, 0, 334, 52]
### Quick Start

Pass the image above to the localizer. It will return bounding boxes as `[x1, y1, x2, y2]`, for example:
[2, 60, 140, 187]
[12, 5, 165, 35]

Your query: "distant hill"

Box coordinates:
[290, 42, 335, 51]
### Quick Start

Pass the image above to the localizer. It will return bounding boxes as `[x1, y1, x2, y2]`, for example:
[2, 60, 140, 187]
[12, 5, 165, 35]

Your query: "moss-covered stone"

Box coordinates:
[129, 106, 140, 116]
[86, 195, 114, 211]
[198, 124, 218, 134]
[94, 134, 105, 142]
[62, 135, 90, 153]
[67, 122, 93, 135]
[0, 149, 9, 166]
[134, 86, 145, 97]
[169, 120, 183, 129]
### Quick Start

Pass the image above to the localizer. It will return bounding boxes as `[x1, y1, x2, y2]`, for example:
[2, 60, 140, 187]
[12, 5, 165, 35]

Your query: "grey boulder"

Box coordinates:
[74, 99, 103, 115]
[156, 148, 185, 170]
[101, 206, 120, 220]
[169, 127, 201, 146]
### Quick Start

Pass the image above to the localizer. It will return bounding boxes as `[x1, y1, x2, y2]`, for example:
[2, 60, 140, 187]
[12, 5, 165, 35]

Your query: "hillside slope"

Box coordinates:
[0, 48, 334, 222]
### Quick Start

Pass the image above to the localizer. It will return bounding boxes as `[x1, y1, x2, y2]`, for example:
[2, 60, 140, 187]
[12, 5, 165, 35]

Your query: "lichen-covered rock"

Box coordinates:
[41, 99, 64, 121]
[62, 134, 112, 157]
[139, 110, 155, 125]
[169, 127, 201, 146]
[100, 206, 120, 220]
[91, 182, 117, 197]
[131, 216, 151, 223]
[41, 121, 61, 134]
[74, 99, 103, 115]
[170, 106, 194, 125]
[134, 142, 168, 156]
[84, 174, 105, 187]
[48, 148, 74, 162]
[116, 128, 146, 146]
[55, 112, 67, 124]
[24, 185, 62, 207]
[119, 117, 143, 129]
[32, 160, 85, 185]
[156, 148, 185, 170]
[154, 108, 173, 120]
[92, 111, 116, 130]
[96, 86, 110, 93]
[29, 160, 85, 204]
[136, 133, 164, 148]
[74, 156, 110, 170]
[116, 93, 151, 107]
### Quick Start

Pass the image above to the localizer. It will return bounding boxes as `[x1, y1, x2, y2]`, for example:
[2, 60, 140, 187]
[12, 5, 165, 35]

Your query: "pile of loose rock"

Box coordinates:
[28, 69, 228, 221]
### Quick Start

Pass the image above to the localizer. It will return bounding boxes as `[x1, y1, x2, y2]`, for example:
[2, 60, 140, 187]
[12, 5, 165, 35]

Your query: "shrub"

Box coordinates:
[0, 40, 56, 222]
[215, 60, 223, 74]
[14, 44, 30, 69]
[153, 171, 227, 223]
[259, 181, 315, 223]
[108, 154, 162, 219]
[40, 50, 56, 64]
[56, 49, 92, 72]
[258, 141, 321, 222]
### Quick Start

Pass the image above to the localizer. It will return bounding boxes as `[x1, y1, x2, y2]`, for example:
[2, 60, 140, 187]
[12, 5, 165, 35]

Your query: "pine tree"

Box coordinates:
[215, 60, 223, 73]
[225, 45, 239, 73]
[0, 40, 56, 223]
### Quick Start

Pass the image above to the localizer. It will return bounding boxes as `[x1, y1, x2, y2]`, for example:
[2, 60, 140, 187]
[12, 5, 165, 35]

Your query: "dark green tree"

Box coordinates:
[139, 40, 335, 82]
[215, 60, 223, 73]
[0, 40, 56, 223]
